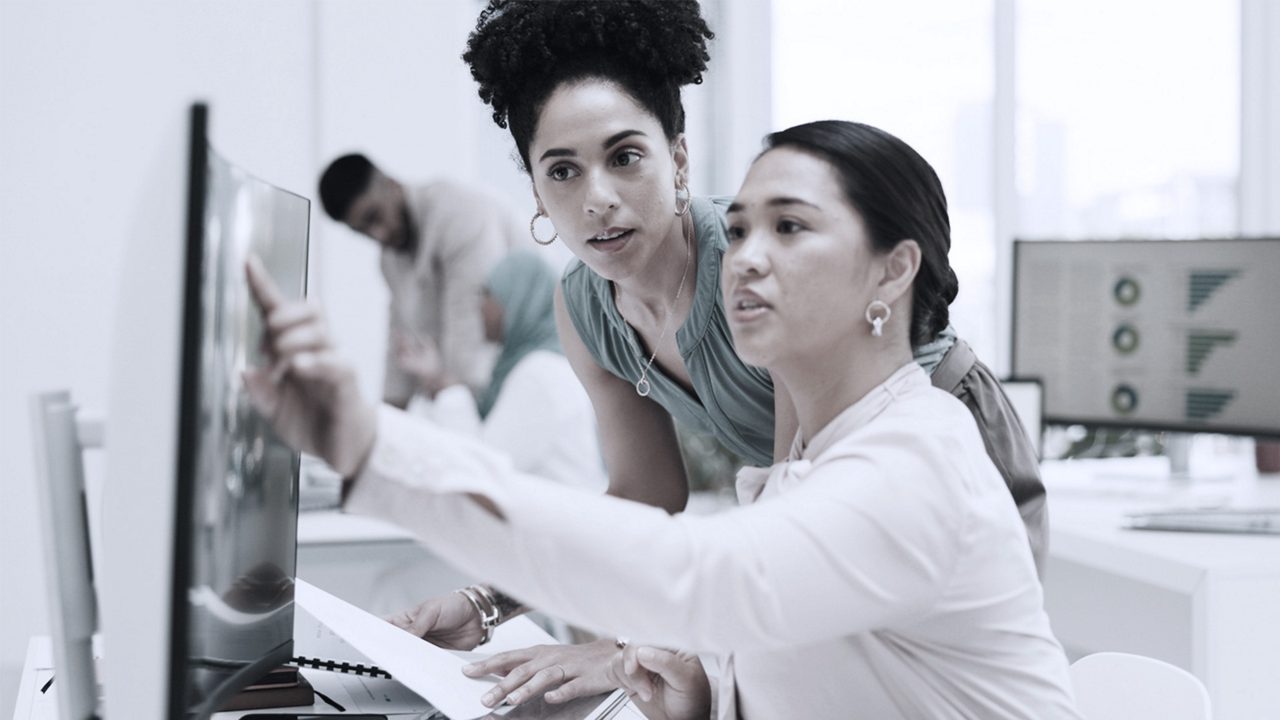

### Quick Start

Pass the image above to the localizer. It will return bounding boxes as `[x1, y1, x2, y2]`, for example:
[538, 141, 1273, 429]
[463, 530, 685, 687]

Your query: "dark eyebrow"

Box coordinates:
[538, 147, 576, 163]
[538, 129, 648, 164]
[603, 129, 645, 149]
[726, 197, 821, 214]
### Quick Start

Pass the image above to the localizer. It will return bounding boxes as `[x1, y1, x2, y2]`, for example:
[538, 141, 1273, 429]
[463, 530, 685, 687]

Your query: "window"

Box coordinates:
[1016, 0, 1239, 239]
[773, 0, 999, 361]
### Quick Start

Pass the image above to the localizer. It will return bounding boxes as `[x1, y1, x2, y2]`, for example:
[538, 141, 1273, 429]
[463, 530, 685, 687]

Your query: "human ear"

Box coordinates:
[877, 239, 922, 306]
[530, 182, 547, 215]
[671, 134, 691, 188]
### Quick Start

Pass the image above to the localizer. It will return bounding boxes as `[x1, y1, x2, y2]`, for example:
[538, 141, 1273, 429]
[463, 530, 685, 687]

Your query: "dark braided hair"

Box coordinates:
[463, 0, 714, 172]
[763, 121, 960, 346]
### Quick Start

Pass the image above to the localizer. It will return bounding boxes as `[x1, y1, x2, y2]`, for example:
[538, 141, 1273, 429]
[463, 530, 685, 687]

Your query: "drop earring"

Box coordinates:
[865, 300, 891, 337]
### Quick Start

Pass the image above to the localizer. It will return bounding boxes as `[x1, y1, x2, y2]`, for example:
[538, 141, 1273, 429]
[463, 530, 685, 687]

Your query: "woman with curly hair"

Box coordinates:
[396, 0, 1044, 708]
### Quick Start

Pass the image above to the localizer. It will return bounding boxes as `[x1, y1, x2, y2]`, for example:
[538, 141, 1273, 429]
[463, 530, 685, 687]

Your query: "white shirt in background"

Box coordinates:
[380, 181, 520, 404]
[410, 349, 605, 492]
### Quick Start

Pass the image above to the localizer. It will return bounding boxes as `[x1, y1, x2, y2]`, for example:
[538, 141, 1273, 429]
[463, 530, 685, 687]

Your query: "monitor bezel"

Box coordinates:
[168, 100, 208, 719]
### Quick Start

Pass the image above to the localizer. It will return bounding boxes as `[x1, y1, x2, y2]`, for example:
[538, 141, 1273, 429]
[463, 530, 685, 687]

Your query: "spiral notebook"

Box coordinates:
[292, 579, 636, 719]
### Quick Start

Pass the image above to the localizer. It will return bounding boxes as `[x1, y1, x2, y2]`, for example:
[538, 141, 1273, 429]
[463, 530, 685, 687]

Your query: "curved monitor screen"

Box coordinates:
[173, 104, 310, 718]
[1011, 238, 1280, 438]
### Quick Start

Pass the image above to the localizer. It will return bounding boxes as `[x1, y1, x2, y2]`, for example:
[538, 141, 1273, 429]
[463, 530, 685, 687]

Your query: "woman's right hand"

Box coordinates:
[243, 256, 377, 477]
[607, 646, 711, 720]
[387, 592, 487, 651]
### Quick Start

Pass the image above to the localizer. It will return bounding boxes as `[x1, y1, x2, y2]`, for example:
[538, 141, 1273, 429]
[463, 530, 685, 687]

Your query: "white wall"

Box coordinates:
[0, 3, 318, 710]
[1241, 0, 1280, 235]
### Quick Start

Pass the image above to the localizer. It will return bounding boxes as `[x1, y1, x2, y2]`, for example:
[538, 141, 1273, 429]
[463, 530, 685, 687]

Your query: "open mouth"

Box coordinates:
[729, 289, 773, 322]
[587, 228, 635, 248]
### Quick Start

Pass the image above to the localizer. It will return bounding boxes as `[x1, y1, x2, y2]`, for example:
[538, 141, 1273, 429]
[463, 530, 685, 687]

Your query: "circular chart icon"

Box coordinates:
[1111, 384, 1139, 415]
[1113, 276, 1141, 306]
[1112, 324, 1140, 354]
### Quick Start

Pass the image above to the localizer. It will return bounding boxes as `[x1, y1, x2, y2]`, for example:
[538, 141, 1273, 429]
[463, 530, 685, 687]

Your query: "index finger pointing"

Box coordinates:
[245, 254, 286, 313]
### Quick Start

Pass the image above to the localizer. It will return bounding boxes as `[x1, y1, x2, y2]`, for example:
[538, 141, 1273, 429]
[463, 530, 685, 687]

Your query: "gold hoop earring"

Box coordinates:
[673, 184, 691, 217]
[865, 300, 891, 337]
[529, 212, 558, 246]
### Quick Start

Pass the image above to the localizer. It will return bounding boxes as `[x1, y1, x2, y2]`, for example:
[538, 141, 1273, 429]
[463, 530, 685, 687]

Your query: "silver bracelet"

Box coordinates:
[454, 587, 498, 645]
[470, 584, 503, 625]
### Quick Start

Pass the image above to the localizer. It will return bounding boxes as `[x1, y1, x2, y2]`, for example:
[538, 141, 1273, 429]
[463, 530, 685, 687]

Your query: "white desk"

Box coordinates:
[1041, 458, 1280, 720]
[296, 510, 477, 618]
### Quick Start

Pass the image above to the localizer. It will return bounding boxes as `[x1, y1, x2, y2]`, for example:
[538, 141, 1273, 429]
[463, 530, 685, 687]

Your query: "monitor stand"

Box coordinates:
[1164, 433, 1239, 483]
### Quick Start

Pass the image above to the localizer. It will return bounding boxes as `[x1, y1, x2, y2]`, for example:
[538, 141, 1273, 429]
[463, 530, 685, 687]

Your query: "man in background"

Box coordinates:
[319, 153, 520, 409]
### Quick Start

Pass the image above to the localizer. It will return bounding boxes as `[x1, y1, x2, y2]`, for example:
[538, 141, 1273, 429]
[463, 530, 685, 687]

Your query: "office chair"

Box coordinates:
[1070, 652, 1211, 720]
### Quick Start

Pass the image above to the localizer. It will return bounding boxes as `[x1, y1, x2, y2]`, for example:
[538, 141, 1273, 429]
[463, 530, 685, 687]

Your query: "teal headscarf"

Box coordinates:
[476, 251, 563, 418]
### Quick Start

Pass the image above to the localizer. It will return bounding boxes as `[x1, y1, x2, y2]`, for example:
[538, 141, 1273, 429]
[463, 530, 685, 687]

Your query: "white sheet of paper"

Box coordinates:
[295, 578, 515, 719]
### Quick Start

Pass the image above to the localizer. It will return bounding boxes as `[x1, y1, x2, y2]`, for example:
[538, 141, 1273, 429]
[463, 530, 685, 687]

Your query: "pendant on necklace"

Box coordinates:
[636, 378, 651, 397]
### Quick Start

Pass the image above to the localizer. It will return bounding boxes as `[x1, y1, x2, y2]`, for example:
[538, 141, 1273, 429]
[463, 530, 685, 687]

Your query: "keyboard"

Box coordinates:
[1124, 508, 1280, 535]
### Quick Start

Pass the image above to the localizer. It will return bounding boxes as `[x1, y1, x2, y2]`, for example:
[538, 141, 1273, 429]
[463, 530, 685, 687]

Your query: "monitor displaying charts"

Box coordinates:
[1011, 238, 1280, 438]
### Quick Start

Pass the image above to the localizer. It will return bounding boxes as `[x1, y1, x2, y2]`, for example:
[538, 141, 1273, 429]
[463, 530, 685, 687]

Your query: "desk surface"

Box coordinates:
[297, 509, 419, 545]
[1041, 457, 1280, 720]
[1044, 458, 1280, 583]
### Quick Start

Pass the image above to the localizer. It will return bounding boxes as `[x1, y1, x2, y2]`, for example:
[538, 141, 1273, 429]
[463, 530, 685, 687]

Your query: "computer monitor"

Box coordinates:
[98, 103, 309, 719]
[1010, 238, 1280, 441]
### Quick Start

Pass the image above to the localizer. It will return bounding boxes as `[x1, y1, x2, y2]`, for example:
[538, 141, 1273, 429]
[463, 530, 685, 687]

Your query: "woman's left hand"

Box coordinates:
[243, 256, 377, 477]
[464, 639, 621, 709]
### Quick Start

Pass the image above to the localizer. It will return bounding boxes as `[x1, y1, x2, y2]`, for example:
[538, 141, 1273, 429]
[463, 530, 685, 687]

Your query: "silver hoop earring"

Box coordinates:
[529, 212, 558, 246]
[673, 183, 691, 217]
[865, 300, 891, 337]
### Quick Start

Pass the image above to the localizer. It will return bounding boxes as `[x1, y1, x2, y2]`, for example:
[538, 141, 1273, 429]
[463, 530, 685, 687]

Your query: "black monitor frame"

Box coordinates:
[171, 102, 308, 718]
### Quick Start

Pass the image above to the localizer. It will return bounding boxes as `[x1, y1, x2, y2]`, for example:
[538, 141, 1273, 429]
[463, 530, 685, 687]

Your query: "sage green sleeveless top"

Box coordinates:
[561, 196, 959, 469]
[562, 196, 776, 467]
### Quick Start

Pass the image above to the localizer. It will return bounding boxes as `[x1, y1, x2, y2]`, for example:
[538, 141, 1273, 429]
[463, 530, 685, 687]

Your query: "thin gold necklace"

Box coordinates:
[613, 219, 694, 397]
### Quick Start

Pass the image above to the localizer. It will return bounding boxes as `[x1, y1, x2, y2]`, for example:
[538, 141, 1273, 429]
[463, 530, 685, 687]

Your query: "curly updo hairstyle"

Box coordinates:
[463, 0, 714, 172]
[763, 121, 960, 346]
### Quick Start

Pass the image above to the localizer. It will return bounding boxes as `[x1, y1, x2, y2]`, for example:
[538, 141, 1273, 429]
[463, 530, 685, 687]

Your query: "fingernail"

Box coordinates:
[505, 692, 521, 705]
[482, 690, 498, 706]
[462, 663, 478, 675]
[637, 647, 656, 662]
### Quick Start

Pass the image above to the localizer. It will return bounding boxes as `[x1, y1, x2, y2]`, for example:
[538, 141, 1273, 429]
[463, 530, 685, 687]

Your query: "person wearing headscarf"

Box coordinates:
[397, 251, 604, 491]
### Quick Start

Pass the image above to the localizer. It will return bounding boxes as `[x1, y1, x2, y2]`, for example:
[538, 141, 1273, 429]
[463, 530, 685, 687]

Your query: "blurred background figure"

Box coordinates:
[319, 153, 520, 408]
[398, 251, 605, 491]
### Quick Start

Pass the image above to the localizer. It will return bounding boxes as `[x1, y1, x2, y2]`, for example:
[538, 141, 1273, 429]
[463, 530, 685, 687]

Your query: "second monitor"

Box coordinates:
[1010, 238, 1280, 441]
